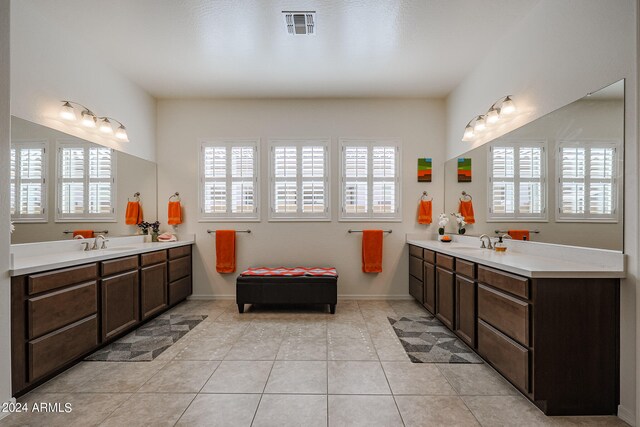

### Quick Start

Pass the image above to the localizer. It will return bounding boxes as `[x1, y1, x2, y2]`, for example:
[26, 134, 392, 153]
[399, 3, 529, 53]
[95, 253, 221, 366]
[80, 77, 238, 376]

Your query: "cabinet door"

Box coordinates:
[435, 267, 455, 329]
[101, 270, 139, 341]
[423, 262, 436, 314]
[455, 275, 476, 347]
[141, 263, 168, 320]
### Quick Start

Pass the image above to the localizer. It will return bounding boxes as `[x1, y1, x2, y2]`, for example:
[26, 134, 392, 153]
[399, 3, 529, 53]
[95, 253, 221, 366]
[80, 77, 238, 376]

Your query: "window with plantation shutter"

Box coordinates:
[199, 140, 259, 221]
[340, 139, 401, 221]
[557, 141, 619, 222]
[488, 141, 546, 221]
[56, 141, 116, 222]
[269, 139, 330, 221]
[10, 141, 48, 222]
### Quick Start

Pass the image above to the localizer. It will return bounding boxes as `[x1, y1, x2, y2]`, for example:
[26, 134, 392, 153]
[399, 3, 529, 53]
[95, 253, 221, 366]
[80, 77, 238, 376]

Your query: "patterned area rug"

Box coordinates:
[86, 314, 207, 362]
[388, 314, 483, 364]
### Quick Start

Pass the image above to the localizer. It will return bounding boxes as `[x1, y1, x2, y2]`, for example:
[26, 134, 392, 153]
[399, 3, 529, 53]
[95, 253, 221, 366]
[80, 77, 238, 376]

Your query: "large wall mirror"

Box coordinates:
[444, 80, 624, 251]
[10, 116, 158, 244]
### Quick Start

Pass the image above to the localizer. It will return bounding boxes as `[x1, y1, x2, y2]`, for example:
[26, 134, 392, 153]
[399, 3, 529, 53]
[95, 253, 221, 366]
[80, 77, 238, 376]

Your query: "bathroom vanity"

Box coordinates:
[9, 238, 194, 396]
[407, 238, 624, 416]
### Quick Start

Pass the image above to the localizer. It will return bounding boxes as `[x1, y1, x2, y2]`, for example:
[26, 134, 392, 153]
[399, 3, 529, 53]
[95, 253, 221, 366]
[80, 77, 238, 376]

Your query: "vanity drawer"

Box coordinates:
[101, 256, 139, 277]
[28, 264, 98, 295]
[169, 276, 192, 305]
[169, 256, 191, 283]
[409, 255, 423, 280]
[169, 245, 191, 260]
[27, 282, 97, 339]
[478, 319, 529, 393]
[423, 249, 435, 264]
[478, 266, 529, 300]
[28, 315, 98, 382]
[141, 250, 168, 267]
[455, 259, 476, 279]
[409, 245, 424, 259]
[478, 284, 530, 346]
[436, 253, 455, 271]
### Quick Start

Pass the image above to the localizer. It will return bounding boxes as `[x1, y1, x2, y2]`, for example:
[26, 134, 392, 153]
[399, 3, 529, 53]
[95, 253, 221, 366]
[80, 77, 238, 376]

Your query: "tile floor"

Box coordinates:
[0, 299, 628, 426]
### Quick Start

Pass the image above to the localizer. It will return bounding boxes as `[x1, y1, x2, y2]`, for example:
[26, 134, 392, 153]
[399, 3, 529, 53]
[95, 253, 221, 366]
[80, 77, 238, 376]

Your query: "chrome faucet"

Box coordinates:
[80, 241, 91, 251]
[479, 234, 493, 249]
[91, 235, 108, 250]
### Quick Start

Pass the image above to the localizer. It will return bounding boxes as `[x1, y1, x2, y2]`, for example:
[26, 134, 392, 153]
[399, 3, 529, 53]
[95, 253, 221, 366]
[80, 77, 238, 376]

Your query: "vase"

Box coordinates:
[151, 231, 159, 242]
[438, 227, 444, 235]
[459, 228, 466, 235]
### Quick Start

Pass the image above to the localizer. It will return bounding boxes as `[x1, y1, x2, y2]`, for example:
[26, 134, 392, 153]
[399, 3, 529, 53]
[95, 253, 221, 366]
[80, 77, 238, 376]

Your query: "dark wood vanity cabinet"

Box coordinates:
[140, 251, 168, 320]
[11, 244, 193, 397]
[423, 261, 436, 314]
[407, 244, 620, 416]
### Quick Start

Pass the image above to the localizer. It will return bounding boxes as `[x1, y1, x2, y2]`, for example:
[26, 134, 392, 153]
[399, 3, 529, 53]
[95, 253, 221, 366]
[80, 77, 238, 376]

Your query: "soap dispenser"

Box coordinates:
[494, 235, 507, 252]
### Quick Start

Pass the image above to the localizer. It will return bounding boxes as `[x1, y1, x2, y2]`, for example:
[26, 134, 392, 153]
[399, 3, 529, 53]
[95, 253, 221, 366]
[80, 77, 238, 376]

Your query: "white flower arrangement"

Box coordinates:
[451, 212, 467, 234]
[437, 213, 449, 235]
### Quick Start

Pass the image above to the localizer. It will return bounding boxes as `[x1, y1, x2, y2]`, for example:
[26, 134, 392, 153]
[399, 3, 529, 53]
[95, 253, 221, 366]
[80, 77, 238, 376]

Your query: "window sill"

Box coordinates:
[486, 219, 549, 223]
[338, 218, 402, 223]
[268, 217, 332, 222]
[198, 218, 261, 223]
[54, 219, 118, 223]
[11, 219, 48, 224]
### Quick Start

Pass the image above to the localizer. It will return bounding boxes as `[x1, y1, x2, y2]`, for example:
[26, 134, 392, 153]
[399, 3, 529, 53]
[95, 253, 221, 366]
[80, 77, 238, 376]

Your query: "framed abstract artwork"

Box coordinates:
[458, 158, 472, 182]
[417, 158, 432, 182]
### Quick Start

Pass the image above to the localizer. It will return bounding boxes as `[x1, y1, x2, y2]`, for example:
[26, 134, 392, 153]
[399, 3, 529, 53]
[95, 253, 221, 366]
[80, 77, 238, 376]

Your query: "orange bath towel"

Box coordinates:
[73, 230, 94, 239]
[418, 200, 432, 224]
[168, 201, 182, 225]
[216, 230, 236, 274]
[362, 230, 383, 273]
[125, 201, 143, 225]
[459, 200, 475, 224]
[508, 230, 530, 241]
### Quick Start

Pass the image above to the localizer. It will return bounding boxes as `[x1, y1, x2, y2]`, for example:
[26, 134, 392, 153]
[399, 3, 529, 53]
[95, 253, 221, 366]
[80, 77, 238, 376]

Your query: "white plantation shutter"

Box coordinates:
[488, 142, 546, 221]
[10, 141, 47, 222]
[557, 141, 618, 221]
[269, 140, 330, 220]
[56, 141, 116, 221]
[200, 140, 259, 220]
[340, 139, 401, 221]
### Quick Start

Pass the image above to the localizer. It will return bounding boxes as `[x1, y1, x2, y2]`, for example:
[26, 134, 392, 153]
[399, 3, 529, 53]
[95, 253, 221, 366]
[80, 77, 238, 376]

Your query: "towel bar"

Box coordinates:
[494, 229, 539, 234]
[207, 229, 251, 234]
[348, 229, 392, 234]
[63, 230, 109, 235]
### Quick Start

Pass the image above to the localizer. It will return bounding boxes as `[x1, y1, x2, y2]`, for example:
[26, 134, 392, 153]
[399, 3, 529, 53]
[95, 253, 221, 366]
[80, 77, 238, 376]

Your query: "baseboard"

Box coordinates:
[188, 294, 414, 301]
[617, 405, 635, 426]
[0, 398, 16, 421]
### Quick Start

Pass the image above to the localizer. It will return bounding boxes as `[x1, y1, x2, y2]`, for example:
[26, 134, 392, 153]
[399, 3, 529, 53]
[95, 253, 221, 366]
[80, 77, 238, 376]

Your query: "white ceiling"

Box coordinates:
[28, 0, 539, 98]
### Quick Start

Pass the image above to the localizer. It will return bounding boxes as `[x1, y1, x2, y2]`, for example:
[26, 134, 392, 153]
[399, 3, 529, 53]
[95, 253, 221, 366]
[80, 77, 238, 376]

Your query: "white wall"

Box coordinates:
[157, 98, 446, 299]
[9, 1, 157, 162]
[444, 0, 637, 423]
[0, 0, 12, 415]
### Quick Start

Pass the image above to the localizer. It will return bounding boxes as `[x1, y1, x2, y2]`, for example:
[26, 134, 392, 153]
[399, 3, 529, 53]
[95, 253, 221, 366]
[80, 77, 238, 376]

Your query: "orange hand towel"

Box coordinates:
[125, 201, 143, 225]
[168, 201, 182, 225]
[216, 230, 236, 273]
[508, 230, 530, 241]
[73, 230, 94, 239]
[418, 200, 432, 224]
[362, 230, 383, 273]
[459, 200, 475, 224]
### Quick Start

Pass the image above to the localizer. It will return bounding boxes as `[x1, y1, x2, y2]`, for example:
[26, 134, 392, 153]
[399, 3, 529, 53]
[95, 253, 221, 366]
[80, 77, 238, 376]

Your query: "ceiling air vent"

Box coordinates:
[283, 11, 315, 35]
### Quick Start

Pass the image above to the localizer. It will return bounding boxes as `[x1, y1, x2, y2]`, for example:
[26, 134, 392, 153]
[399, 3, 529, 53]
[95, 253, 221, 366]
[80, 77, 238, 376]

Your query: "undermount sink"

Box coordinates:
[102, 246, 138, 251]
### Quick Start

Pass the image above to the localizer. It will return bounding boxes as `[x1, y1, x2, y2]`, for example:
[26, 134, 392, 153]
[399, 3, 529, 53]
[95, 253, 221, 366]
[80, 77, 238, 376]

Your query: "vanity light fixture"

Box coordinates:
[58, 101, 129, 142]
[461, 95, 517, 142]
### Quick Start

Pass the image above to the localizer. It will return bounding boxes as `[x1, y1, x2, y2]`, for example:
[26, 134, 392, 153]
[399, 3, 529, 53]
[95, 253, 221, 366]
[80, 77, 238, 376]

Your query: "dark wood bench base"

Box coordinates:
[236, 275, 337, 314]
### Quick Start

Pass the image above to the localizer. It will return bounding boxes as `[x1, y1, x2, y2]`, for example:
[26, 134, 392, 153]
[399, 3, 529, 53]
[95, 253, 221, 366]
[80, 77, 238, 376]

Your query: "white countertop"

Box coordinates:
[10, 236, 195, 276]
[407, 238, 625, 279]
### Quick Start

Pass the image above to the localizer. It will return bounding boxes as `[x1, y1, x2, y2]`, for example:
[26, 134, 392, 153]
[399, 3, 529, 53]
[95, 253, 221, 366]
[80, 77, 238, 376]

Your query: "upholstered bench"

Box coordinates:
[236, 267, 338, 314]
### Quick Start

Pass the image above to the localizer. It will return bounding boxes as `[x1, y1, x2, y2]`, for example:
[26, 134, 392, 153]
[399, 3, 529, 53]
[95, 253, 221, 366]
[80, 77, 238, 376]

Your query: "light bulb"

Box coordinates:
[99, 118, 113, 134]
[463, 125, 474, 141]
[115, 125, 129, 141]
[59, 102, 77, 121]
[486, 107, 500, 124]
[81, 111, 97, 128]
[501, 96, 516, 115]
[474, 115, 486, 132]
